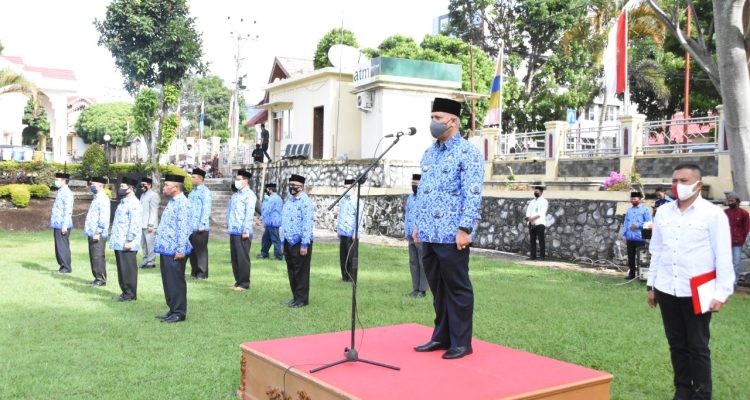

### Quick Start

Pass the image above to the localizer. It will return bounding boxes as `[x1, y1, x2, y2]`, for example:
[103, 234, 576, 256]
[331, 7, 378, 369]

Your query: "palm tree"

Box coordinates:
[0, 69, 38, 106]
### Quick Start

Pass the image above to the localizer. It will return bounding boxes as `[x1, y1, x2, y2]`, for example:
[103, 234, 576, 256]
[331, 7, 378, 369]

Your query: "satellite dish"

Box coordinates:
[328, 44, 368, 72]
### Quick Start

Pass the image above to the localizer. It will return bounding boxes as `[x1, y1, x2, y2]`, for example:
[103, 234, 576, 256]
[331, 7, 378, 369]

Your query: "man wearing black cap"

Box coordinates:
[50, 172, 74, 273]
[139, 177, 160, 269]
[525, 185, 548, 260]
[226, 169, 256, 291]
[110, 177, 143, 301]
[258, 183, 283, 260]
[412, 97, 484, 360]
[337, 178, 362, 283]
[188, 168, 212, 279]
[405, 173, 428, 297]
[622, 191, 652, 280]
[281, 174, 315, 307]
[154, 174, 193, 323]
[84, 177, 111, 286]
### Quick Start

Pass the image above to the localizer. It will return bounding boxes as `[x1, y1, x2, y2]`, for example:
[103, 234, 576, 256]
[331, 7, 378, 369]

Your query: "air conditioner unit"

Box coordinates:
[357, 91, 373, 111]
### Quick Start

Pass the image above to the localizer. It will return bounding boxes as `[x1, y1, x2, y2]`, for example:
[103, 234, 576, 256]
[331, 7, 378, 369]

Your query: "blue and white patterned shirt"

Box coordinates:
[226, 187, 256, 236]
[109, 195, 142, 251]
[622, 204, 653, 242]
[50, 185, 74, 230]
[336, 194, 363, 237]
[404, 193, 417, 241]
[154, 192, 193, 256]
[84, 192, 111, 238]
[281, 192, 315, 248]
[188, 184, 212, 232]
[261, 193, 283, 228]
[414, 133, 484, 243]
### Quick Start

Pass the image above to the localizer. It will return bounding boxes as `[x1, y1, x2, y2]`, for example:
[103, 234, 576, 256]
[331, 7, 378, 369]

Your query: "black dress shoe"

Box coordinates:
[161, 314, 186, 323]
[58, 269, 71, 274]
[140, 264, 155, 269]
[280, 299, 295, 306]
[288, 300, 308, 308]
[256, 254, 269, 259]
[115, 295, 136, 302]
[155, 313, 171, 320]
[415, 291, 426, 298]
[442, 346, 473, 359]
[414, 341, 449, 352]
[91, 280, 106, 286]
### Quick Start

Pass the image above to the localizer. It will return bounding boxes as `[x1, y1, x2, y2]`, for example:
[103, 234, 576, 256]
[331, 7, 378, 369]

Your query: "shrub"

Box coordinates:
[0, 185, 9, 197]
[79, 144, 109, 179]
[28, 184, 50, 198]
[8, 185, 31, 207]
[160, 164, 192, 193]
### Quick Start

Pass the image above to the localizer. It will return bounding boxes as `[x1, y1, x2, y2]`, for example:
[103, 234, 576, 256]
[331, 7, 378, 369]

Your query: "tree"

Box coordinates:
[646, 0, 750, 198]
[74, 102, 133, 145]
[21, 99, 50, 150]
[313, 28, 358, 69]
[79, 144, 109, 179]
[95, 0, 204, 182]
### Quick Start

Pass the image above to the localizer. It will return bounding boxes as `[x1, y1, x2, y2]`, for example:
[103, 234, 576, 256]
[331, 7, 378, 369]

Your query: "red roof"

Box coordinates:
[1, 55, 76, 81]
[245, 109, 268, 127]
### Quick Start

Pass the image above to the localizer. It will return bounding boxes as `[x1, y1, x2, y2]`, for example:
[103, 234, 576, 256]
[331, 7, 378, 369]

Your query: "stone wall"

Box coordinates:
[308, 193, 624, 261]
[635, 155, 718, 177]
[492, 160, 546, 176]
[558, 158, 619, 177]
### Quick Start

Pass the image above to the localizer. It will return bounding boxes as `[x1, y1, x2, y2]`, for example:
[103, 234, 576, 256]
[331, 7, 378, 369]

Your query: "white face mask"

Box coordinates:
[234, 180, 243, 190]
[675, 181, 701, 201]
[54, 180, 62, 188]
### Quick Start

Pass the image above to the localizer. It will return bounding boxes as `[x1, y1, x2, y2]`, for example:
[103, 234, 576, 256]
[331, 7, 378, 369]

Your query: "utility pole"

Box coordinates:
[227, 17, 258, 148]
[684, 6, 691, 118]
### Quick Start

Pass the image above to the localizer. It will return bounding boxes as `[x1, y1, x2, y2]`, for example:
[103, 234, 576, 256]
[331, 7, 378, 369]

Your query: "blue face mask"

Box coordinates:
[430, 120, 449, 138]
[90, 185, 98, 194]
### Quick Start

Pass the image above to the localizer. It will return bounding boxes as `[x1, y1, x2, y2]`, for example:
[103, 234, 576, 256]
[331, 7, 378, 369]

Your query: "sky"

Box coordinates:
[0, 0, 449, 105]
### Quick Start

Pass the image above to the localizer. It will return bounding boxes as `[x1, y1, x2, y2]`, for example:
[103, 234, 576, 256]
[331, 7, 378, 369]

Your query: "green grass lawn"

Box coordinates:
[0, 231, 748, 399]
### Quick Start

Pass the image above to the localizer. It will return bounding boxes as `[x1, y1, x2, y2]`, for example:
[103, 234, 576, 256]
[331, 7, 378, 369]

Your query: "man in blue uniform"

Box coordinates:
[84, 177, 110, 286]
[281, 174, 315, 308]
[412, 98, 484, 360]
[50, 172, 74, 273]
[227, 169, 256, 291]
[154, 174, 193, 323]
[110, 177, 142, 301]
[337, 178, 362, 283]
[623, 191, 652, 280]
[258, 183, 283, 260]
[188, 167, 212, 279]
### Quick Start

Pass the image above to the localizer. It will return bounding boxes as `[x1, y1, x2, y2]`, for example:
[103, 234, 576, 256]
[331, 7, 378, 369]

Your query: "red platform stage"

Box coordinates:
[238, 323, 612, 400]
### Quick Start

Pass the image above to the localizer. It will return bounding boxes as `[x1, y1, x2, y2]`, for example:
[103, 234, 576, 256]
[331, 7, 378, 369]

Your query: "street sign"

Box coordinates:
[567, 108, 577, 125]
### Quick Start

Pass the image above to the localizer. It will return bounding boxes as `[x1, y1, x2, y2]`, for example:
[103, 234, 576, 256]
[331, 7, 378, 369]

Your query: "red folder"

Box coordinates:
[690, 270, 716, 315]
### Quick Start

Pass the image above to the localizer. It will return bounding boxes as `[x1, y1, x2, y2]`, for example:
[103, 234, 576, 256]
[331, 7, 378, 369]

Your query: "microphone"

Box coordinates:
[384, 127, 417, 138]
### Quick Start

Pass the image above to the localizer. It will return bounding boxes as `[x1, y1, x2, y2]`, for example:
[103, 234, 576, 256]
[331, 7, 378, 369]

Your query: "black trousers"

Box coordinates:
[421, 242, 474, 349]
[339, 236, 358, 282]
[655, 290, 713, 400]
[626, 240, 646, 275]
[53, 229, 72, 272]
[230, 235, 252, 288]
[114, 250, 138, 299]
[160, 254, 188, 318]
[284, 241, 313, 304]
[529, 224, 546, 258]
[88, 237, 107, 282]
[189, 231, 210, 278]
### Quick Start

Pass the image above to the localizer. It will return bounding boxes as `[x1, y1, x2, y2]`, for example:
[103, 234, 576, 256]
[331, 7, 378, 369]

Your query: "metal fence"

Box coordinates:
[641, 115, 719, 155]
[563, 125, 621, 157]
[494, 130, 546, 160]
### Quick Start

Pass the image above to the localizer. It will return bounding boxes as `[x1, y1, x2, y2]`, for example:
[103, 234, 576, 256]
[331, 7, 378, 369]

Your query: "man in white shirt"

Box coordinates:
[525, 185, 548, 260]
[647, 164, 734, 400]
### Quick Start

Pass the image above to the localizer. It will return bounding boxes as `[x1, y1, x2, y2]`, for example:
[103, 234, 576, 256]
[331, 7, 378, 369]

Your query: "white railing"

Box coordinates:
[495, 130, 546, 160]
[563, 125, 621, 157]
[641, 116, 719, 155]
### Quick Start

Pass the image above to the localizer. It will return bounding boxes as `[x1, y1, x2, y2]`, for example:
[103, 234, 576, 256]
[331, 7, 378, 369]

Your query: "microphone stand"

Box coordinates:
[309, 132, 408, 373]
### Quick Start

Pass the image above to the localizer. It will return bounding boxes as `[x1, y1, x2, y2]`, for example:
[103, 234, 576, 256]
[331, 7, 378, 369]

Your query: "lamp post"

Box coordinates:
[103, 134, 111, 181]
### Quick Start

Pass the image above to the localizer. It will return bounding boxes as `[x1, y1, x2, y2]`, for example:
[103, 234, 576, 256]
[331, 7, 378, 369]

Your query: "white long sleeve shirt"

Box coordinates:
[647, 196, 734, 302]
[525, 197, 548, 226]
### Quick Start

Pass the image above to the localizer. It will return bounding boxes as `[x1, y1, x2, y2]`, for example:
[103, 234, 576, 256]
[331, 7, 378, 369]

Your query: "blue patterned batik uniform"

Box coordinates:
[226, 187, 256, 236]
[336, 194, 362, 237]
[188, 184, 212, 232]
[84, 192, 111, 238]
[109, 195, 142, 251]
[414, 133, 484, 243]
[155, 192, 193, 256]
[261, 193, 283, 228]
[622, 204, 653, 242]
[50, 185, 74, 230]
[404, 193, 417, 240]
[281, 192, 315, 249]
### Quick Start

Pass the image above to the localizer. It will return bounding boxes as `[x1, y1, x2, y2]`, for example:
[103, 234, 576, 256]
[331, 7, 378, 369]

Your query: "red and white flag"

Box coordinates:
[603, 0, 642, 98]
